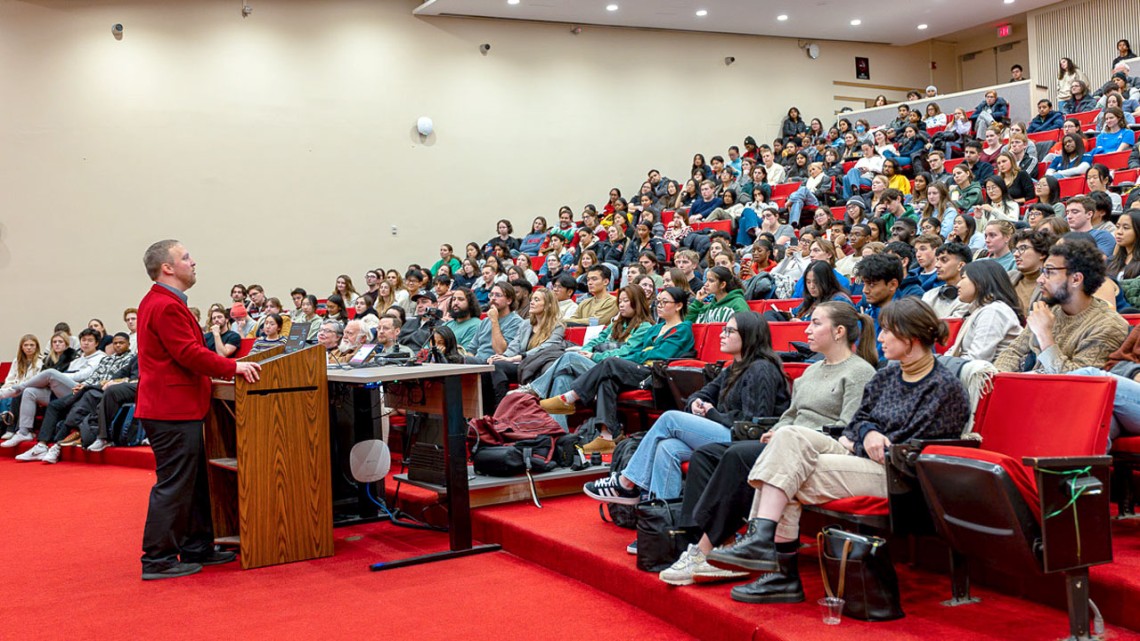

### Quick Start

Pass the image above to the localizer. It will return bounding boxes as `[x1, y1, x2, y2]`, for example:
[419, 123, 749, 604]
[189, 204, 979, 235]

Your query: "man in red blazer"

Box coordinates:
[137, 240, 261, 580]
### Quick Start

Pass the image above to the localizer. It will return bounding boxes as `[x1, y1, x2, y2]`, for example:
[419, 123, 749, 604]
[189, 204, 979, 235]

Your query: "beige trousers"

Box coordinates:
[747, 425, 887, 540]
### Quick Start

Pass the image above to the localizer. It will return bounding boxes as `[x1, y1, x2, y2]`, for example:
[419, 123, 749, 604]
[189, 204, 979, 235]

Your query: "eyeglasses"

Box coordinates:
[1041, 266, 1069, 277]
[722, 327, 739, 336]
[1012, 245, 1033, 255]
[657, 300, 675, 307]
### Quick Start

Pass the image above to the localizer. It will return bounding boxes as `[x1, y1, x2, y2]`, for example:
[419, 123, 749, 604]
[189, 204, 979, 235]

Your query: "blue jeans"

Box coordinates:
[1070, 367, 1140, 444]
[736, 207, 760, 246]
[787, 186, 820, 227]
[620, 410, 732, 500]
[842, 168, 871, 199]
[527, 351, 597, 429]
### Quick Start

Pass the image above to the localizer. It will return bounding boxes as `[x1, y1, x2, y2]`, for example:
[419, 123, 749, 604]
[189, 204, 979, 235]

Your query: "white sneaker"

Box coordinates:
[42, 444, 61, 464]
[0, 387, 20, 400]
[15, 442, 49, 461]
[691, 550, 750, 584]
[0, 431, 14, 440]
[3, 432, 35, 449]
[659, 544, 704, 586]
[87, 438, 110, 452]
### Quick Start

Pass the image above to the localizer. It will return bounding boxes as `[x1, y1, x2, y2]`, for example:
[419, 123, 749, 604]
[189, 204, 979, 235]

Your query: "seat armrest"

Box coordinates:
[1023, 455, 1111, 470]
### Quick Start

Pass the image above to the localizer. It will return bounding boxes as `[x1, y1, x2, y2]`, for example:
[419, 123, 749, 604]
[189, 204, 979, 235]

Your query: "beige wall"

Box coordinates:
[0, 0, 957, 347]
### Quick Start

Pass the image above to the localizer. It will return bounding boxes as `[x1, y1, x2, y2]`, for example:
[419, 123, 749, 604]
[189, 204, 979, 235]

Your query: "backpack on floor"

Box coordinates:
[112, 404, 144, 447]
[598, 432, 645, 530]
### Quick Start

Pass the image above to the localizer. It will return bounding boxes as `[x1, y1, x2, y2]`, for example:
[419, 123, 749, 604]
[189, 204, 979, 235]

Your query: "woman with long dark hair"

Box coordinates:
[584, 311, 789, 504]
[950, 213, 984, 252]
[947, 260, 1024, 362]
[1109, 209, 1140, 280]
[688, 266, 749, 323]
[1034, 175, 1065, 217]
[791, 261, 853, 320]
[1045, 133, 1091, 178]
[540, 287, 695, 450]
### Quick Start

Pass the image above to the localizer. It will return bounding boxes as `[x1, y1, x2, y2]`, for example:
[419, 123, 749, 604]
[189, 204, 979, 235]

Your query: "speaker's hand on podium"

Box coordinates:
[235, 361, 262, 383]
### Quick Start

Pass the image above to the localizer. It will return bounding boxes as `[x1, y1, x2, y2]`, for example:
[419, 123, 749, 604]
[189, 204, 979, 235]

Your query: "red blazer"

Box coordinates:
[136, 284, 237, 421]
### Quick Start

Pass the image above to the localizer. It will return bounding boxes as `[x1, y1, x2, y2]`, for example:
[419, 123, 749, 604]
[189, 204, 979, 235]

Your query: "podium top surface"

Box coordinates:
[325, 362, 493, 383]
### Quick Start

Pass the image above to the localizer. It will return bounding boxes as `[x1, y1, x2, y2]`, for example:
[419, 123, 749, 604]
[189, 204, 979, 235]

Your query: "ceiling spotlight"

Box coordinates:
[724, 56, 736, 66]
[695, 9, 708, 17]
[241, 3, 252, 17]
[917, 23, 928, 30]
[606, 4, 618, 11]
[1003, 0, 1015, 3]
[850, 19, 862, 26]
[508, 0, 520, 4]
[776, 14, 788, 21]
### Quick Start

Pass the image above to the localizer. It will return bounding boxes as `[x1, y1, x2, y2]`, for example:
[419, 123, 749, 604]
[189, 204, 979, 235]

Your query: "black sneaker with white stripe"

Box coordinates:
[583, 473, 640, 505]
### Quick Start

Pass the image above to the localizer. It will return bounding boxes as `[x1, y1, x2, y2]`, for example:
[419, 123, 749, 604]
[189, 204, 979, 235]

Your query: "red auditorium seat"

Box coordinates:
[768, 321, 808, 351]
[1123, 314, 1140, 327]
[746, 300, 766, 313]
[661, 210, 675, 226]
[1115, 168, 1139, 184]
[943, 157, 965, 172]
[1027, 129, 1060, 144]
[696, 323, 730, 362]
[766, 298, 801, 312]
[770, 182, 801, 201]
[530, 255, 545, 271]
[1058, 175, 1086, 198]
[691, 219, 731, 235]
[938, 317, 964, 355]
[1071, 109, 1101, 131]
[564, 326, 587, 346]
[783, 361, 809, 382]
[0, 361, 10, 382]
[235, 338, 255, 358]
[1094, 150, 1131, 170]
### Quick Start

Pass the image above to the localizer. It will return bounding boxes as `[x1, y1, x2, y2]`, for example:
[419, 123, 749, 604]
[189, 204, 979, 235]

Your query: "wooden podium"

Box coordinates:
[204, 345, 333, 569]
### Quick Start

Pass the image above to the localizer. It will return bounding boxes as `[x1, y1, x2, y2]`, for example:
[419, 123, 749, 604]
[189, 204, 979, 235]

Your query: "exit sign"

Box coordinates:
[997, 24, 1013, 38]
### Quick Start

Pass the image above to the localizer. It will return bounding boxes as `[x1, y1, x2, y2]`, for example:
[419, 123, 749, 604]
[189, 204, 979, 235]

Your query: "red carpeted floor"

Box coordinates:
[0, 460, 694, 641]
[472, 495, 1140, 641]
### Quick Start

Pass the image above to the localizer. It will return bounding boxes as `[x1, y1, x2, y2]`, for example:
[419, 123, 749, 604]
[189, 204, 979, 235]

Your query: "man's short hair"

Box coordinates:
[1066, 195, 1095, 212]
[143, 239, 180, 280]
[587, 264, 610, 280]
[290, 287, 307, 297]
[554, 273, 578, 291]
[855, 253, 904, 285]
[434, 274, 452, 287]
[885, 241, 917, 270]
[675, 249, 700, 265]
[453, 287, 481, 316]
[893, 217, 918, 234]
[1011, 64, 1023, 72]
[914, 234, 943, 250]
[963, 140, 983, 153]
[700, 180, 716, 190]
[881, 188, 904, 203]
[1038, 98, 1052, 108]
[935, 241, 973, 263]
[511, 278, 533, 295]
[321, 320, 345, 335]
[405, 268, 426, 282]
[927, 149, 944, 161]
[113, 332, 130, 341]
[492, 281, 517, 311]
[1012, 228, 1056, 257]
[77, 328, 100, 342]
[123, 307, 138, 320]
[1088, 191, 1113, 216]
[380, 314, 402, 331]
[1050, 239, 1107, 296]
[248, 284, 264, 294]
[829, 220, 850, 233]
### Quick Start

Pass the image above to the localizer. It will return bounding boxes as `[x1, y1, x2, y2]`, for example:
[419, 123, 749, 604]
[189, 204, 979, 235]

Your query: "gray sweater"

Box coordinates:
[772, 356, 877, 432]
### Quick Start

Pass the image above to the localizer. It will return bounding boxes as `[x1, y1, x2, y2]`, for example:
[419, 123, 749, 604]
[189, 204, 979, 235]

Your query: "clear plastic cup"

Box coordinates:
[819, 597, 845, 625]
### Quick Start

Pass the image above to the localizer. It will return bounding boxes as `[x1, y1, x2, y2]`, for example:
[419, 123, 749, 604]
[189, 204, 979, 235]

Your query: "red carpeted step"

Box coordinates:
[0, 439, 156, 469]
[472, 494, 1140, 641]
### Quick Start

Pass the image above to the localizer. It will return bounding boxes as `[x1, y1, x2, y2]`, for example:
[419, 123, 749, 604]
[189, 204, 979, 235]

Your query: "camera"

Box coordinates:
[479, 43, 491, 54]
[421, 306, 444, 326]
[111, 23, 124, 38]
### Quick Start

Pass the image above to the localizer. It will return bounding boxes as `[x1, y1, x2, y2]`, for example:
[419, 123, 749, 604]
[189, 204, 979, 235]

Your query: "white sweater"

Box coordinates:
[948, 301, 1021, 363]
[2, 356, 42, 390]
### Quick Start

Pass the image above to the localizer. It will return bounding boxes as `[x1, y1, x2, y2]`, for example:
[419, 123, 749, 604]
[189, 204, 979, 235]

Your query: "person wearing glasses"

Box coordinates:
[1009, 228, 1056, 312]
[583, 312, 789, 506]
[540, 287, 695, 453]
[994, 239, 1128, 373]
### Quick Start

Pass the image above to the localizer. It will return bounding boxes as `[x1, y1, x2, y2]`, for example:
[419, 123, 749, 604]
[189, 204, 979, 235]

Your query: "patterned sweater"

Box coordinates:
[993, 298, 1128, 373]
[843, 361, 970, 459]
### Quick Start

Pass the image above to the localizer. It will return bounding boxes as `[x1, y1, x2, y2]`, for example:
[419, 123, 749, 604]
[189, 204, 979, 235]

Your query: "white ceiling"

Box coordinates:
[414, 0, 1052, 46]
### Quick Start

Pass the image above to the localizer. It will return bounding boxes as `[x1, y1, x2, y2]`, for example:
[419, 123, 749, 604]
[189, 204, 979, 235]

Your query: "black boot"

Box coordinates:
[730, 551, 805, 604]
[706, 518, 779, 572]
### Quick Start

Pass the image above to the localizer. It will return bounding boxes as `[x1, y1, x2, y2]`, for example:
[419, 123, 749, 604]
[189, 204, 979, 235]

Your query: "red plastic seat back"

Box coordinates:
[236, 338, 255, 358]
[564, 326, 587, 346]
[937, 317, 964, 355]
[767, 298, 802, 312]
[972, 373, 1115, 460]
[1058, 176, 1086, 198]
[0, 362, 10, 382]
[771, 182, 802, 200]
[691, 219, 731, 235]
[784, 362, 809, 382]
[696, 323, 729, 362]
[768, 322, 809, 351]
[530, 255, 545, 271]
[1094, 150, 1131, 170]
[1115, 168, 1139, 184]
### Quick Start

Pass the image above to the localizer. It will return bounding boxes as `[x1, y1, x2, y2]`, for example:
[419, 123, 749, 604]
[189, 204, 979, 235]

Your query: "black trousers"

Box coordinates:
[681, 440, 767, 547]
[62, 388, 102, 432]
[140, 419, 214, 571]
[97, 382, 137, 442]
[489, 361, 521, 412]
[570, 358, 650, 434]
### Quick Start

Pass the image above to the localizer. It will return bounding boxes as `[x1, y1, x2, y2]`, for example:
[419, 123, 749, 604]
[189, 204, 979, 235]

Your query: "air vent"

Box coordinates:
[997, 44, 1016, 52]
[962, 53, 976, 61]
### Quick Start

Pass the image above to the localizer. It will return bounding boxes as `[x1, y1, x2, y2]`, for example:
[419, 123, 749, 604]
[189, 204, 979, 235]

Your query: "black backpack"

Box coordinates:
[112, 405, 145, 447]
[471, 436, 560, 477]
[598, 432, 645, 529]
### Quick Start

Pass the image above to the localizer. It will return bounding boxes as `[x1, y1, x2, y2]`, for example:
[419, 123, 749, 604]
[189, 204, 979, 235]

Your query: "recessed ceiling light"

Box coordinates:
[917, 23, 928, 30]
[850, 19, 861, 26]
[606, 3, 618, 11]
[1003, 0, 1015, 3]
[695, 9, 708, 16]
[507, 0, 519, 4]
[777, 14, 788, 21]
